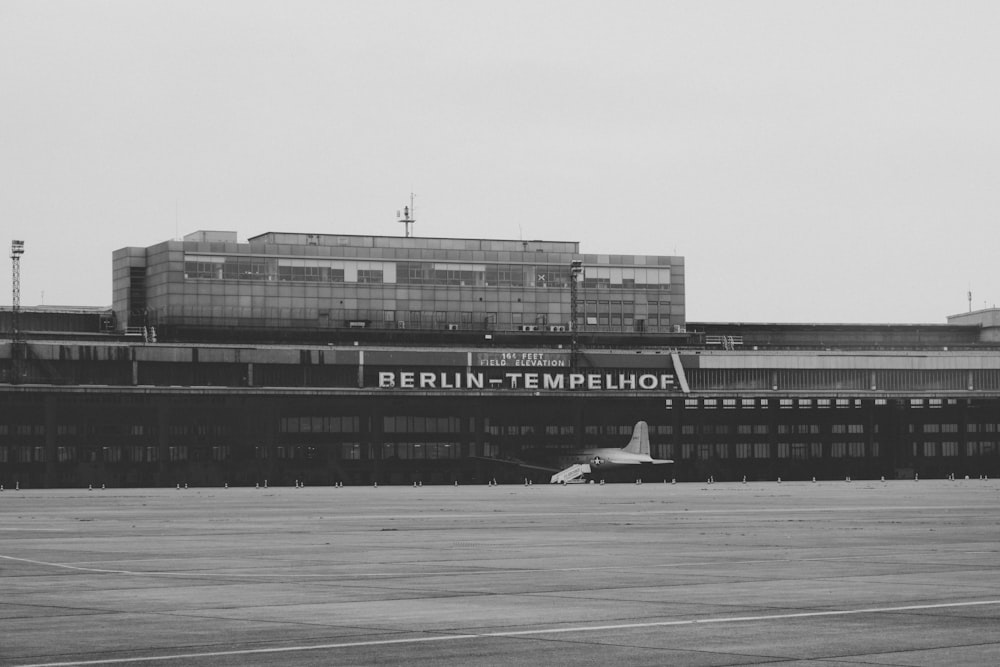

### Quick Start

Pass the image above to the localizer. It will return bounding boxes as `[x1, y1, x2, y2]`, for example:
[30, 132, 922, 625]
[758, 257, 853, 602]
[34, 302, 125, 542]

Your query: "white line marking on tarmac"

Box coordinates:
[2, 550, 992, 580]
[0, 551, 968, 580]
[15, 599, 1000, 666]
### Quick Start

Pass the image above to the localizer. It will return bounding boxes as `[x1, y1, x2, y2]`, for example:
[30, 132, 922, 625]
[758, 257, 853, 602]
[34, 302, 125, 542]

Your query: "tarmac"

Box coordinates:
[1, 479, 999, 666]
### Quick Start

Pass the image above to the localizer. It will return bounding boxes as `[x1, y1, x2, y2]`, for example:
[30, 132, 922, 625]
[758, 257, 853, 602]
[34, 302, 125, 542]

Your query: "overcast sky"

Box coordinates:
[2, 1, 998, 323]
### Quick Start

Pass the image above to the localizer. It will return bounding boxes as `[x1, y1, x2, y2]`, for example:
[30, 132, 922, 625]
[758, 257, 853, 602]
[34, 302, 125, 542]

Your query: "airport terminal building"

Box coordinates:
[2, 230, 999, 488]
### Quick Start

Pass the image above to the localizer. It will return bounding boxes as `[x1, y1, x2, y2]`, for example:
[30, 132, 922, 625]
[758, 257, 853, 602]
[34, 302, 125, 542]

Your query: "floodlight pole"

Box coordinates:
[10, 240, 24, 384]
[569, 259, 583, 373]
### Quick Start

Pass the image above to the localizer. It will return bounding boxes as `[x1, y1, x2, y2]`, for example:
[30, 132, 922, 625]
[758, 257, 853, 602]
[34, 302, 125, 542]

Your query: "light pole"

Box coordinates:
[10, 240, 24, 384]
[569, 259, 582, 372]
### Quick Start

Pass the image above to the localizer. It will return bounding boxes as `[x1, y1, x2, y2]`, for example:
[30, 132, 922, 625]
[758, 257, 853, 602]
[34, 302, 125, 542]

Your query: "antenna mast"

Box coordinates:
[397, 193, 416, 237]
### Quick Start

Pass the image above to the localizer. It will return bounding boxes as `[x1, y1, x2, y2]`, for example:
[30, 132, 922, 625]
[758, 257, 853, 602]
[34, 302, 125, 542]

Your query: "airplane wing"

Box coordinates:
[470, 456, 561, 473]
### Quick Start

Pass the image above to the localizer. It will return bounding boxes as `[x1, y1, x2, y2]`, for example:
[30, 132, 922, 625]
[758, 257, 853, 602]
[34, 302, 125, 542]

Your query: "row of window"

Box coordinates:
[183, 255, 673, 290]
[279, 416, 361, 434]
[5, 439, 998, 464]
[384, 416, 463, 434]
[655, 441, 1000, 461]
[5, 421, 1000, 440]
[911, 442, 1000, 457]
[661, 442, 877, 460]
[673, 397, 996, 410]
[0, 445, 229, 464]
[0, 425, 237, 439]
[258, 443, 442, 460]
[673, 398, 871, 409]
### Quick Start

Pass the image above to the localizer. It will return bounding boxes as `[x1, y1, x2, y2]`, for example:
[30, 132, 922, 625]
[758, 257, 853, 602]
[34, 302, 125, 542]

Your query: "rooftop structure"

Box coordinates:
[112, 231, 685, 340]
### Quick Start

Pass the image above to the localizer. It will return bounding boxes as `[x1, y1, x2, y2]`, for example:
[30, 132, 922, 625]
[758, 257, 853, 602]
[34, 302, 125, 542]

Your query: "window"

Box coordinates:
[655, 444, 676, 459]
[357, 269, 383, 283]
[184, 256, 225, 279]
[384, 416, 462, 433]
[281, 416, 360, 433]
[967, 442, 996, 456]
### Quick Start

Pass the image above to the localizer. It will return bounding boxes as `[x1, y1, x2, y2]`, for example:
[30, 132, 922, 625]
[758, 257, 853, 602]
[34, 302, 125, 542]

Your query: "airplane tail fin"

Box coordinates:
[622, 421, 650, 456]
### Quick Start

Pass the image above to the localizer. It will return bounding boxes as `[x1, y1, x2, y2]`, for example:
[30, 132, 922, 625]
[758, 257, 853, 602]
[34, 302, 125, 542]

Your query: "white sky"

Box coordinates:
[2, 1, 998, 323]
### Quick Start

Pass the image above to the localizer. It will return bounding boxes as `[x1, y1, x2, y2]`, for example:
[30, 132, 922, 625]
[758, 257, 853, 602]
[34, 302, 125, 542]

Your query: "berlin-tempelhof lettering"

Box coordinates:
[377, 371, 675, 390]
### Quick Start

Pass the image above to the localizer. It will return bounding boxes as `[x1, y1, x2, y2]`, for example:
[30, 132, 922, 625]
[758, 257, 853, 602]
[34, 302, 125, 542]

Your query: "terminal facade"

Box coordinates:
[112, 230, 685, 338]
[2, 231, 999, 488]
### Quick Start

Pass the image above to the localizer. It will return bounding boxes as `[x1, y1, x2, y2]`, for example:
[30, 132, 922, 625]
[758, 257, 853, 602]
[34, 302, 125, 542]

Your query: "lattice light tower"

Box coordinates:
[10, 240, 24, 384]
[569, 259, 583, 372]
[10, 240, 24, 340]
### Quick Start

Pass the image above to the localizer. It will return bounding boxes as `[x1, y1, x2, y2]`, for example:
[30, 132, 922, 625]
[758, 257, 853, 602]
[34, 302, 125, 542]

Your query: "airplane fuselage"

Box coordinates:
[557, 448, 667, 469]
